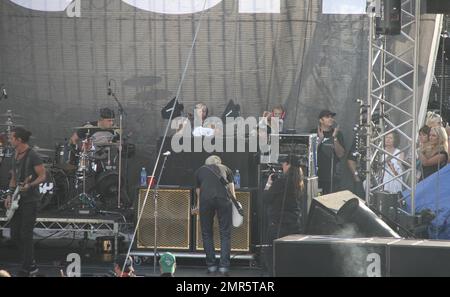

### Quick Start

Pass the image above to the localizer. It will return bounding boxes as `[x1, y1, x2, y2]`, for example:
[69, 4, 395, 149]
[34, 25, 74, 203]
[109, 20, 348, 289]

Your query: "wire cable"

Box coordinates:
[122, 0, 211, 276]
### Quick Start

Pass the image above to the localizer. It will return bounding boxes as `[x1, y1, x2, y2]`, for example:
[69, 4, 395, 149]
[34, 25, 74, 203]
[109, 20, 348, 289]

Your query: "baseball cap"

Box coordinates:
[318, 109, 336, 119]
[100, 107, 115, 119]
[159, 252, 176, 274]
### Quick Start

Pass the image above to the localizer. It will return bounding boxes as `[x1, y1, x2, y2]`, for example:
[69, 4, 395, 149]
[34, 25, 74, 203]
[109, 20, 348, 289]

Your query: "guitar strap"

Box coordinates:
[12, 147, 33, 184]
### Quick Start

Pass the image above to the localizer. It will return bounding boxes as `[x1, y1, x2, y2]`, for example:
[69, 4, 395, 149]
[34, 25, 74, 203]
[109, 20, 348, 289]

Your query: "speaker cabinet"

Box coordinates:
[195, 190, 252, 252]
[422, 0, 450, 14]
[305, 191, 399, 238]
[137, 188, 192, 250]
[305, 190, 357, 235]
[274, 235, 450, 276]
[274, 235, 391, 277]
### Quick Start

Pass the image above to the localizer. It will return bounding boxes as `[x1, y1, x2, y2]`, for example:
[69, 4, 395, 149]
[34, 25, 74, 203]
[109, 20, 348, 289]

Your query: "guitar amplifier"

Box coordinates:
[136, 188, 192, 250]
[195, 190, 253, 252]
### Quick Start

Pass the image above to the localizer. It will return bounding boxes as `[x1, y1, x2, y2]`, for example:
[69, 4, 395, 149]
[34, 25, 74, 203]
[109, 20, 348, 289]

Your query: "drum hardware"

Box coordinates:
[0, 110, 23, 159]
[107, 85, 126, 209]
[61, 136, 97, 211]
[73, 126, 120, 133]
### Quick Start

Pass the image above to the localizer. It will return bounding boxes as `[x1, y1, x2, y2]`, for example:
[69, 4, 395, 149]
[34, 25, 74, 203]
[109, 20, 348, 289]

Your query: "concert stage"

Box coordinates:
[0, 209, 261, 277]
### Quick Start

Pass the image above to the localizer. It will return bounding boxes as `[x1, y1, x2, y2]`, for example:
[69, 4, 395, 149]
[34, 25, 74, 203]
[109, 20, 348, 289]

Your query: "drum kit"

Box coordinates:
[0, 110, 134, 212]
[55, 125, 132, 212]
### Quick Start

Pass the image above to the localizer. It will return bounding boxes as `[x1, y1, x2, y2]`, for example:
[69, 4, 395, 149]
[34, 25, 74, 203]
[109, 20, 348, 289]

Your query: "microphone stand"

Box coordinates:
[110, 90, 126, 209]
[153, 152, 170, 274]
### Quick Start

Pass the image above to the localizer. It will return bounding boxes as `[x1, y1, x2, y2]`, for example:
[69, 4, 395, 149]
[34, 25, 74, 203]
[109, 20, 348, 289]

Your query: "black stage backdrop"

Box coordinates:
[0, 1, 436, 198]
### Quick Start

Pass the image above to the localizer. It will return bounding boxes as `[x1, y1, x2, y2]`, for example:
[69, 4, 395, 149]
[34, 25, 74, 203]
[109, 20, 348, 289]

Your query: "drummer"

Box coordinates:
[62, 108, 117, 167]
[79, 107, 118, 144]
[68, 108, 118, 146]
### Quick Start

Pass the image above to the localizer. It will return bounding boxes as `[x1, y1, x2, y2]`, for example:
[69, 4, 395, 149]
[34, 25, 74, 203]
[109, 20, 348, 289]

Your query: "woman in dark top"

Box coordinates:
[262, 155, 304, 276]
[420, 126, 449, 180]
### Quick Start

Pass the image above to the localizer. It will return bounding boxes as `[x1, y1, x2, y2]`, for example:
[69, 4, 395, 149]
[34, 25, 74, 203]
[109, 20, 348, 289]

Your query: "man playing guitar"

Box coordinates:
[4, 127, 46, 277]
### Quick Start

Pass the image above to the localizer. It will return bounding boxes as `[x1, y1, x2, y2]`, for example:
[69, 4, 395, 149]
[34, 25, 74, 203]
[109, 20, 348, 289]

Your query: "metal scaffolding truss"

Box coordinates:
[366, 0, 420, 214]
[0, 216, 119, 233]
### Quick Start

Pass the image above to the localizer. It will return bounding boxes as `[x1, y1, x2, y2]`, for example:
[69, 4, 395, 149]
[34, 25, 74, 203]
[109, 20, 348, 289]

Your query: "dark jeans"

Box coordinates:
[200, 196, 232, 270]
[351, 179, 366, 200]
[10, 200, 38, 271]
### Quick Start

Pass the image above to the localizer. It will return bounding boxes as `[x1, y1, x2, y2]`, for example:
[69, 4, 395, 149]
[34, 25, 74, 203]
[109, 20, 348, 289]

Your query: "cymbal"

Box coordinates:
[74, 126, 119, 131]
[95, 142, 119, 147]
[123, 76, 161, 87]
[33, 146, 54, 153]
[0, 112, 23, 118]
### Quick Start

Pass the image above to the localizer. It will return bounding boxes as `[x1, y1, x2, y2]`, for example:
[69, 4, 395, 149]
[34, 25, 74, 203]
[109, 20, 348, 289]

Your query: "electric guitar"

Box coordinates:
[6, 175, 32, 221]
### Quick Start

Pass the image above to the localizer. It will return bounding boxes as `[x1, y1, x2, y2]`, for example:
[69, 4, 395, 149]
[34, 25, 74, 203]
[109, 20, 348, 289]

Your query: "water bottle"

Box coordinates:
[140, 167, 147, 187]
[234, 170, 241, 189]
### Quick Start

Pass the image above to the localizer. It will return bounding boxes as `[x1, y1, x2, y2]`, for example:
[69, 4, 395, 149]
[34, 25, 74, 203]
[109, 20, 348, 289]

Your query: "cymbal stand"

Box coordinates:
[4, 112, 15, 158]
[108, 83, 126, 208]
[75, 137, 96, 209]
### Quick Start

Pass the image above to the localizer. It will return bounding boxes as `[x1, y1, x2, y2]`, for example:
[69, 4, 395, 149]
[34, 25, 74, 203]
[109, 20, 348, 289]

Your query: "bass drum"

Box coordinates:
[38, 167, 70, 212]
[95, 171, 128, 207]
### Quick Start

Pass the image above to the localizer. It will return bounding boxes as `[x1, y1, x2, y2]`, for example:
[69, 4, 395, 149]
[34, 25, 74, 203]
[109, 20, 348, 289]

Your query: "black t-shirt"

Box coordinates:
[311, 128, 345, 182]
[263, 175, 301, 228]
[12, 148, 44, 203]
[422, 151, 448, 180]
[195, 164, 234, 200]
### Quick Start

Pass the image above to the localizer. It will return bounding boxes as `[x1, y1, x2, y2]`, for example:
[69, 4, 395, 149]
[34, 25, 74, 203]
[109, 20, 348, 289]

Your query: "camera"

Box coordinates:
[262, 164, 283, 180]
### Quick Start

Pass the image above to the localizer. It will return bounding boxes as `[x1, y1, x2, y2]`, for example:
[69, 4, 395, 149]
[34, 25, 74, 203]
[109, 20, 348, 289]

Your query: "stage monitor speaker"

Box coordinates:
[195, 190, 252, 252]
[306, 191, 400, 238]
[136, 188, 192, 250]
[337, 198, 401, 238]
[422, 0, 450, 14]
[305, 190, 357, 236]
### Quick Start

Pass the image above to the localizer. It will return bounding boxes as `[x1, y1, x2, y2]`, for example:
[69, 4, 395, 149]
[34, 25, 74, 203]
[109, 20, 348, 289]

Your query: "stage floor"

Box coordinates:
[0, 237, 263, 277]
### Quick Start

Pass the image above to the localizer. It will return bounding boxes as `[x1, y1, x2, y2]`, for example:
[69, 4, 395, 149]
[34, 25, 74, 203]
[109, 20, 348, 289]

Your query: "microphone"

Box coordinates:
[163, 151, 171, 156]
[1, 87, 7, 99]
[107, 80, 112, 96]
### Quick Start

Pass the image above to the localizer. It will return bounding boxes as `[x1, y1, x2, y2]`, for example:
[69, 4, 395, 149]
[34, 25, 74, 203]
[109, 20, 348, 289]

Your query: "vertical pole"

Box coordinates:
[366, 8, 375, 205]
[411, 0, 420, 216]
